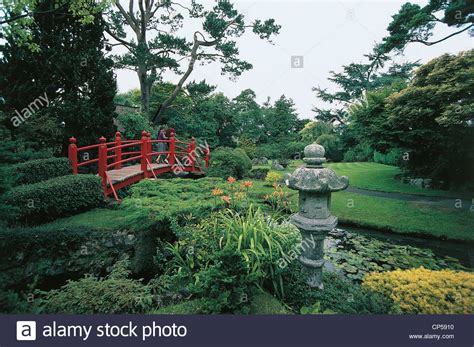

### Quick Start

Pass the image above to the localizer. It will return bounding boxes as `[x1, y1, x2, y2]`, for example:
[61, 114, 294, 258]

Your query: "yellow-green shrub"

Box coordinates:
[362, 267, 474, 314]
[265, 171, 283, 186]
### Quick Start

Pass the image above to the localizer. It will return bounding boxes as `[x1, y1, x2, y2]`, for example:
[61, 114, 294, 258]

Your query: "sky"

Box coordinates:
[113, 0, 473, 119]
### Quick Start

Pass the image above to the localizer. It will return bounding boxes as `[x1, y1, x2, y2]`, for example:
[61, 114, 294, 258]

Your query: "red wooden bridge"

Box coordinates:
[68, 130, 209, 201]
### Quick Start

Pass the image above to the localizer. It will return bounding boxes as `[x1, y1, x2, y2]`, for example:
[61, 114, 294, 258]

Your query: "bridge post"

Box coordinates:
[140, 131, 149, 177]
[68, 137, 78, 174]
[205, 145, 210, 169]
[190, 137, 196, 172]
[169, 130, 175, 166]
[98, 136, 107, 192]
[114, 131, 122, 170]
[147, 131, 152, 162]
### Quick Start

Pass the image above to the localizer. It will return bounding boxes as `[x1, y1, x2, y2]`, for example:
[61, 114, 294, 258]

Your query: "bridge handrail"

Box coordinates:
[68, 130, 210, 190]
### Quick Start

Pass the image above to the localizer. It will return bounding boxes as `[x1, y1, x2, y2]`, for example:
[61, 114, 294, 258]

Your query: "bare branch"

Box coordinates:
[413, 24, 473, 46]
[115, 0, 140, 35]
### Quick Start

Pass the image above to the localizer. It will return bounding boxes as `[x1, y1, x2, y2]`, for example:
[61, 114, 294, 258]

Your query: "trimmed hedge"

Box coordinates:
[10, 157, 72, 187]
[207, 147, 252, 179]
[2, 174, 104, 225]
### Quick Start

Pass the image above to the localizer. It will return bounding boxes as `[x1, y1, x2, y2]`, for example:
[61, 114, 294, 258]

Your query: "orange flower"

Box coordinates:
[272, 190, 285, 198]
[241, 181, 253, 189]
[227, 176, 236, 184]
[212, 188, 224, 196]
[221, 195, 231, 203]
[234, 192, 246, 201]
[272, 182, 279, 189]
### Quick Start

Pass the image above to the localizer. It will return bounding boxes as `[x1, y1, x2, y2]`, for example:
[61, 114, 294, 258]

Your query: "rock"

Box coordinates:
[413, 178, 424, 188]
[423, 178, 432, 189]
[271, 160, 284, 171]
[251, 157, 269, 165]
[248, 168, 269, 180]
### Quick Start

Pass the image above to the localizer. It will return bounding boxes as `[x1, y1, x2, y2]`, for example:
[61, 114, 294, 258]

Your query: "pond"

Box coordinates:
[323, 226, 473, 281]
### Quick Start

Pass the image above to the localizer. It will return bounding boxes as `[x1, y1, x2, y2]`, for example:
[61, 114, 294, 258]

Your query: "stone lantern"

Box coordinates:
[286, 143, 349, 288]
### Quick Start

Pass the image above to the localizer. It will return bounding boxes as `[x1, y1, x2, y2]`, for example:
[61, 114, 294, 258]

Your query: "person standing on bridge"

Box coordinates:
[156, 128, 168, 164]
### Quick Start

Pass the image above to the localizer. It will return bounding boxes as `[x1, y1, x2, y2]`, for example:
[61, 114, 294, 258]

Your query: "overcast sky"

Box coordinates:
[113, 0, 473, 119]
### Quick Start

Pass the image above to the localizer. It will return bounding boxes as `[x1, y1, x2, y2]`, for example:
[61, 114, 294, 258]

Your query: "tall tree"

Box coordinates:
[0, 0, 116, 158]
[264, 95, 299, 142]
[104, 0, 280, 121]
[382, 50, 473, 186]
[233, 89, 266, 142]
[313, 61, 418, 124]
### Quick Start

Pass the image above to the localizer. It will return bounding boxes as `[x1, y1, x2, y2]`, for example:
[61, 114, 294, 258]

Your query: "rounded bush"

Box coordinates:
[265, 171, 283, 186]
[207, 147, 252, 179]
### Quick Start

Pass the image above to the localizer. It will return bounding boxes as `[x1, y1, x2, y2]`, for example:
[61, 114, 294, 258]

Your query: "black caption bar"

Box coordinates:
[1, 314, 473, 347]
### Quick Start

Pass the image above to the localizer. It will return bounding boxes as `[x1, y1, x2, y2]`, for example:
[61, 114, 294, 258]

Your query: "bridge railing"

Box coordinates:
[68, 130, 210, 191]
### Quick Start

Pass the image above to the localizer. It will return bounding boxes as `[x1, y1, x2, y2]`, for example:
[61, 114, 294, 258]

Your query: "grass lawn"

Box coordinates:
[42, 208, 129, 231]
[255, 161, 470, 198]
[249, 180, 473, 242]
[331, 192, 473, 241]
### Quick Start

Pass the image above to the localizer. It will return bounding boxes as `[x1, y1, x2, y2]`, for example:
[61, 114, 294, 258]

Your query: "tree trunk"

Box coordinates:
[138, 68, 150, 115]
[152, 36, 202, 124]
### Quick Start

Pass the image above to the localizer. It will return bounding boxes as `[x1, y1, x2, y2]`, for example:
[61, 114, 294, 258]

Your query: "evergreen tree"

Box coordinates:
[0, 0, 116, 160]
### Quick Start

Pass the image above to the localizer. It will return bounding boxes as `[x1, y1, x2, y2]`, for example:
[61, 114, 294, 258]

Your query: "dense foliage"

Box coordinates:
[0, 224, 133, 297]
[0, 0, 116, 160]
[35, 257, 153, 314]
[2, 174, 104, 225]
[283, 269, 394, 314]
[363, 267, 474, 314]
[207, 147, 252, 179]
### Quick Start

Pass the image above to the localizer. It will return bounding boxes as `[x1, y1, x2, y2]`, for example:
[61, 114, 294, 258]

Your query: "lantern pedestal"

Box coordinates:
[286, 143, 349, 288]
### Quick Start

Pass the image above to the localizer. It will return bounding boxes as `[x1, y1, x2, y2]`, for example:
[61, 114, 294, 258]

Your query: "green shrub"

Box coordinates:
[265, 171, 283, 186]
[218, 206, 300, 299]
[250, 292, 289, 314]
[9, 157, 72, 187]
[2, 174, 104, 225]
[282, 141, 305, 159]
[166, 206, 299, 307]
[238, 136, 257, 159]
[35, 257, 153, 314]
[120, 178, 227, 275]
[316, 134, 343, 162]
[207, 147, 252, 179]
[117, 112, 154, 139]
[0, 289, 30, 313]
[283, 269, 393, 314]
[121, 177, 225, 228]
[152, 292, 290, 314]
[343, 143, 373, 162]
[373, 148, 402, 166]
[190, 248, 260, 313]
[363, 268, 474, 314]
